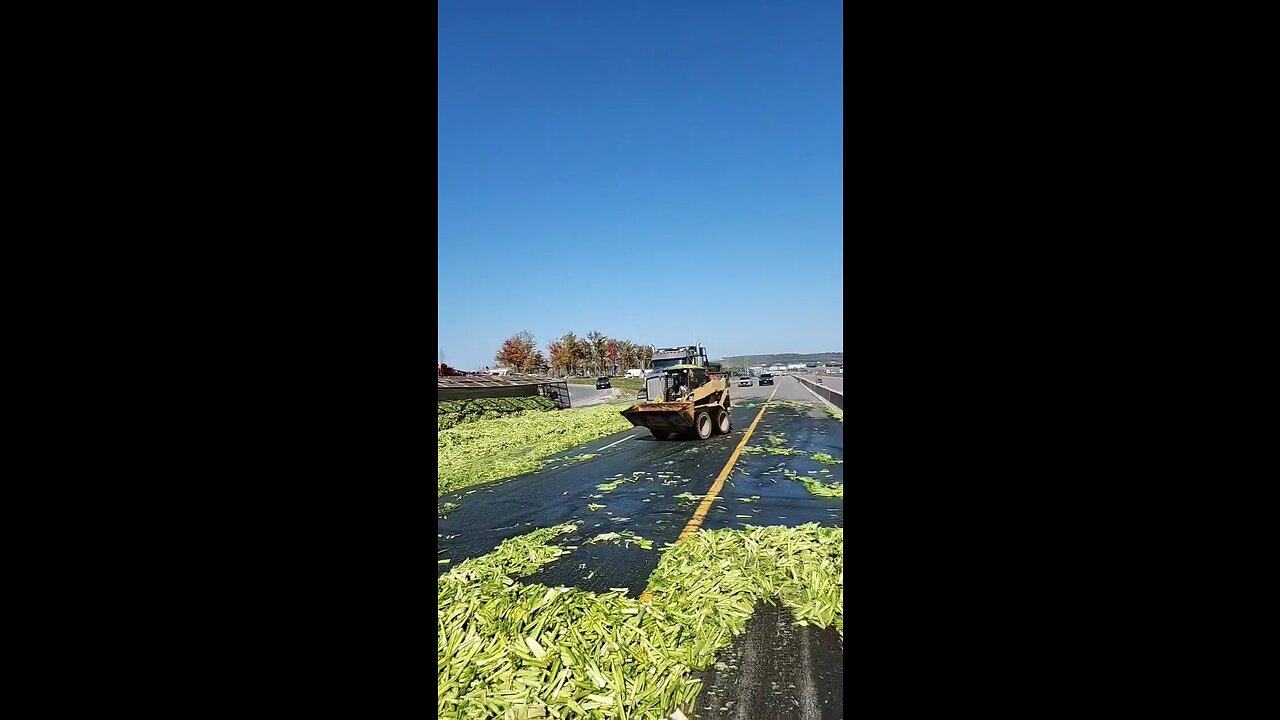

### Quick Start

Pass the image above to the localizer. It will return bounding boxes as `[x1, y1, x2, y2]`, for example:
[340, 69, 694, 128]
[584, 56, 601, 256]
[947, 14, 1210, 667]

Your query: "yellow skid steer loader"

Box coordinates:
[621, 364, 732, 440]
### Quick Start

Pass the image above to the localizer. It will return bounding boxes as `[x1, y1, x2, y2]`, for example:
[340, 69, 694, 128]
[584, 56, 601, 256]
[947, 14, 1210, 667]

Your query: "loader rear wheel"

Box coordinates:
[715, 409, 731, 434]
[695, 411, 713, 440]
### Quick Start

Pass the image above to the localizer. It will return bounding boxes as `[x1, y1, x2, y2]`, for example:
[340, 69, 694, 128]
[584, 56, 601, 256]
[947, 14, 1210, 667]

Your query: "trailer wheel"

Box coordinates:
[695, 411, 713, 440]
[715, 409, 731, 434]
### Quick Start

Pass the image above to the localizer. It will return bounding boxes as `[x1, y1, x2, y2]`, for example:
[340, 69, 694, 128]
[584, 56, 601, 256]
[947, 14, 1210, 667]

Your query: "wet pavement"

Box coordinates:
[693, 603, 844, 720]
[437, 375, 844, 718]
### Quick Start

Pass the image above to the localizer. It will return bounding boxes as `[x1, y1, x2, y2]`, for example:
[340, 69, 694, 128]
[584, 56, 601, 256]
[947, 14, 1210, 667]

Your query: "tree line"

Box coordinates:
[494, 330, 654, 376]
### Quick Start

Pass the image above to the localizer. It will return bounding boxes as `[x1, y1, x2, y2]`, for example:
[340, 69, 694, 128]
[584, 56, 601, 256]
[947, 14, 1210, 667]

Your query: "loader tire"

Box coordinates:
[715, 409, 731, 435]
[695, 411, 713, 440]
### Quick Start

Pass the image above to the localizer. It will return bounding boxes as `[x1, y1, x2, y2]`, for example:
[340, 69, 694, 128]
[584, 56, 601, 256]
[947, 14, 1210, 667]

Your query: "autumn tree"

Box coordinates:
[553, 332, 579, 375]
[617, 340, 649, 370]
[495, 330, 538, 372]
[575, 338, 592, 375]
[525, 348, 546, 373]
[541, 333, 655, 375]
[547, 340, 571, 376]
[605, 339, 620, 375]
[614, 340, 638, 371]
[613, 340, 631, 370]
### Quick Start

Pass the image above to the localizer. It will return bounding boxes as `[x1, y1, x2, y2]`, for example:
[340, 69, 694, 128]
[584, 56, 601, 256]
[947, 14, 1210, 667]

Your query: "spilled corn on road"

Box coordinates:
[438, 375, 843, 719]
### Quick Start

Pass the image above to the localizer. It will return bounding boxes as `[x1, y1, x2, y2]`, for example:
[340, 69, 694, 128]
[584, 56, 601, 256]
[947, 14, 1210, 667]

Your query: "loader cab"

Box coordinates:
[648, 365, 700, 401]
[670, 368, 692, 400]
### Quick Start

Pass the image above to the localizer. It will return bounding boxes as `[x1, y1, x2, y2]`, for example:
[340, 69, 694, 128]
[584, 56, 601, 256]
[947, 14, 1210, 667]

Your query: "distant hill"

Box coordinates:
[713, 352, 843, 367]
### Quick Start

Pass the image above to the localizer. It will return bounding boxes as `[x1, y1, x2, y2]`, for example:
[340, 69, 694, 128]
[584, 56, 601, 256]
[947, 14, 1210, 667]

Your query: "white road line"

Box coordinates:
[594, 434, 641, 452]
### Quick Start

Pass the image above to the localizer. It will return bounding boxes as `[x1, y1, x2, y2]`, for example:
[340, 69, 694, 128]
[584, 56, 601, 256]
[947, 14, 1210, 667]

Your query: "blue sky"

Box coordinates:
[439, 0, 843, 370]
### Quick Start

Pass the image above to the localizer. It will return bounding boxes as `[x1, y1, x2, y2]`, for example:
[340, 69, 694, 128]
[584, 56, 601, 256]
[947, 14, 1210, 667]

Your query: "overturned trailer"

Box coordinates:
[437, 375, 571, 409]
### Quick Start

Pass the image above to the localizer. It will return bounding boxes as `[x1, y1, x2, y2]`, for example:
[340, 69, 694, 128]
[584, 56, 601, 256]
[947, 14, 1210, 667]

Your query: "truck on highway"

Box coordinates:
[635, 345, 722, 400]
[622, 345, 732, 440]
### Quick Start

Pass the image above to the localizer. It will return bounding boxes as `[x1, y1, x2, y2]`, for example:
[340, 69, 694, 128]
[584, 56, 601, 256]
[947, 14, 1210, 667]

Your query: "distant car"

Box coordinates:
[738, 376, 753, 387]
[758, 373, 774, 386]
[596, 376, 612, 389]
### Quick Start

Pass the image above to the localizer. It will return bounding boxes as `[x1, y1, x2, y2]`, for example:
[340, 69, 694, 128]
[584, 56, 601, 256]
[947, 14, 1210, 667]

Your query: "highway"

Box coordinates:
[438, 375, 844, 718]
[565, 380, 622, 407]
[800, 373, 843, 394]
[779, 371, 844, 395]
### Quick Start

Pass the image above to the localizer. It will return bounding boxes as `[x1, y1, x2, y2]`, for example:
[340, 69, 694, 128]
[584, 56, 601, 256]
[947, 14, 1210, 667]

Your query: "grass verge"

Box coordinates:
[438, 404, 633, 496]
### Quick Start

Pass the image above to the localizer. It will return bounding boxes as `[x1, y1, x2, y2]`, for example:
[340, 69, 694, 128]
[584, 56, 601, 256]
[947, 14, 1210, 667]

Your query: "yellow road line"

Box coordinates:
[639, 384, 779, 603]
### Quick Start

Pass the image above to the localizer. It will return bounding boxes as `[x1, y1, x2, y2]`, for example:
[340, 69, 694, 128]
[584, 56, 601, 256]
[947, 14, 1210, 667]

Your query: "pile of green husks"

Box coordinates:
[782, 469, 843, 498]
[438, 522, 842, 719]
[765, 399, 815, 410]
[438, 397, 558, 432]
[438, 404, 632, 496]
[742, 444, 804, 457]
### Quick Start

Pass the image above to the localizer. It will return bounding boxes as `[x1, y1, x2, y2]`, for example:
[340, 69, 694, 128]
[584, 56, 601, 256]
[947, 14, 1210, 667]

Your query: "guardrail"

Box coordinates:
[794, 375, 843, 409]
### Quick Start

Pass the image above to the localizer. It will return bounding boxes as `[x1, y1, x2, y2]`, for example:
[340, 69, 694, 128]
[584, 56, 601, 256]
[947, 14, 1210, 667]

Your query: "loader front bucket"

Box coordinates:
[620, 402, 696, 438]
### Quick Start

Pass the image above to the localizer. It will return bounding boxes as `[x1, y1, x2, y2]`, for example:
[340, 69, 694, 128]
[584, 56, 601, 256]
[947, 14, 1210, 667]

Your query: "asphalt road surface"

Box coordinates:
[438, 375, 844, 719]
[814, 375, 843, 394]
[565, 381, 628, 408]
[791, 372, 843, 394]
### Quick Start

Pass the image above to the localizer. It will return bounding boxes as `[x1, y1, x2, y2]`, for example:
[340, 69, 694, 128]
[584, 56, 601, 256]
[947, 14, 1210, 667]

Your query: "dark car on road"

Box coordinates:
[758, 373, 774, 386]
[596, 376, 612, 389]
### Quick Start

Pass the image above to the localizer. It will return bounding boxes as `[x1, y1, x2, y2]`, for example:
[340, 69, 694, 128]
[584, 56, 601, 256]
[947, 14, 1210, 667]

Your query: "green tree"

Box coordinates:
[586, 331, 608, 375]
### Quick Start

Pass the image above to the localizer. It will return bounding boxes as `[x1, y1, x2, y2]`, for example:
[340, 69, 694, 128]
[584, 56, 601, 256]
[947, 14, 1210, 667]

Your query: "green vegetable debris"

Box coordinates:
[438, 522, 842, 719]
[438, 396, 557, 432]
[439, 502, 460, 518]
[782, 469, 843, 498]
[438, 404, 632, 496]
[810, 453, 843, 465]
[596, 475, 637, 492]
[765, 399, 816, 410]
[586, 531, 654, 550]
[742, 444, 803, 457]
